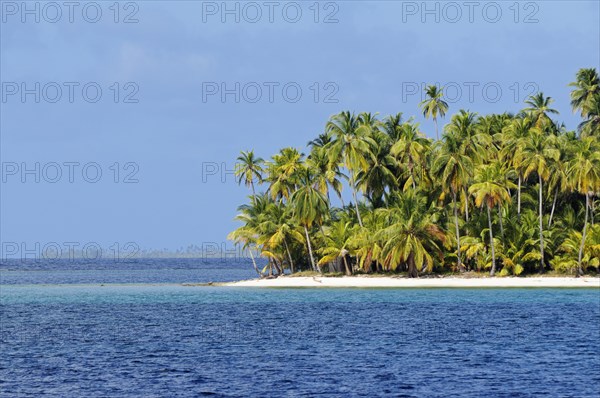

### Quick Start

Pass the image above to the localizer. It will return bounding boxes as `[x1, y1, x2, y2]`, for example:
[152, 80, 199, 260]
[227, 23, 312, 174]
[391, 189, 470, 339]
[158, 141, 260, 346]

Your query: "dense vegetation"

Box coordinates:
[228, 69, 600, 277]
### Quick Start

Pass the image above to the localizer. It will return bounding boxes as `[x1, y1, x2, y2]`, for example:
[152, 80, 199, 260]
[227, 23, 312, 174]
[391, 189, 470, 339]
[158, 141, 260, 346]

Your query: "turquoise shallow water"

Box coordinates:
[1, 260, 599, 397]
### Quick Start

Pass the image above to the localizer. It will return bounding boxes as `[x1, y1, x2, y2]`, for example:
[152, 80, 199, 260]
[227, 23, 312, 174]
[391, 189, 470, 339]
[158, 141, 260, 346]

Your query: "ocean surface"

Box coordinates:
[1, 259, 599, 397]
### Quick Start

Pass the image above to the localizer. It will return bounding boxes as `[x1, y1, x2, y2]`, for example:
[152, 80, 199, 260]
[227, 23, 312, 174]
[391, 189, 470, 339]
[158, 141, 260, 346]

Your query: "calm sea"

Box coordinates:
[1, 259, 599, 397]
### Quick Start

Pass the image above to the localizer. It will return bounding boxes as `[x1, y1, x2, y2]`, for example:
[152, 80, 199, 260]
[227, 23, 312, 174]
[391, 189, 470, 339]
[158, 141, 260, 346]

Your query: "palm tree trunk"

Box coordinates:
[591, 196, 595, 226]
[350, 171, 364, 227]
[268, 258, 273, 276]
[464, 187, 470, 222]
[303, 225, 321, 273]
[284, 239, 294, 274]
[548, 186, 558, 227]
[487, 205, 496, 276]
[452, 190, 464, 272]
[577, 193, 590, 276]
[434, 117, 439, 141]
[248, 247, 262, 277]
[407, 252, 418, 278]
[538, 175, 545, 274]
[342, 256, 351, 276]
[517, 174, 522, 221]
[409, 158, 416, 190]
[273, 259, 283, 275]
[498, 204, 504, 238]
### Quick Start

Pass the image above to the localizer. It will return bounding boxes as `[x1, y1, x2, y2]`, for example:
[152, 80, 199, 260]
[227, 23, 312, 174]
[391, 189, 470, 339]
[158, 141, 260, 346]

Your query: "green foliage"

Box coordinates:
[228, 68, 600, 277]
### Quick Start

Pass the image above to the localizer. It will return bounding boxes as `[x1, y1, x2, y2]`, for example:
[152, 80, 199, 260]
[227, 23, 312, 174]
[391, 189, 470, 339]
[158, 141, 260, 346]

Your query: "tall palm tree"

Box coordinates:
[568, 137, 600, 275]
[569, 68, 600, 118]
[326, 111, 375, 227]
[578, 95, 600, 138]
[381, 113, 404, 141]
[500, 117, 535, 219]
[267, 147, 304, 202]
[445, 110, 487, 221]
[419, 85, 449, 140]
[469, 163, 513, 276]
[235, 150, 264, 197]
[547, 133, 574, 226]
[524, 92, 559, 129]
[307, 145, 346, 207]
[356, 130, 397, 207]
[390, 122, 431, 190]
[514, 129, 560, 272]
[290, 168, 329, 273]
[432, 132, 473, 272]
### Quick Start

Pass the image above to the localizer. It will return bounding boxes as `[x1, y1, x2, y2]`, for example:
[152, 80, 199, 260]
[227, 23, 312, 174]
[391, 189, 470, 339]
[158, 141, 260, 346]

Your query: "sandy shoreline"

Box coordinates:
[223, 276, 600, 288]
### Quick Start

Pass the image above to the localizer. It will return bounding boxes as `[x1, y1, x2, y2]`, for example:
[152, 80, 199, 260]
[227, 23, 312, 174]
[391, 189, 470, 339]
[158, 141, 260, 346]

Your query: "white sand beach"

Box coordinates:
[224, 276, 600, 288]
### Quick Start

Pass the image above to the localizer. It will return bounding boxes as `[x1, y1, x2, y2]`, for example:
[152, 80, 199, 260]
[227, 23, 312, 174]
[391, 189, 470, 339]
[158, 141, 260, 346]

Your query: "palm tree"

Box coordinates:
[377, 190, 446, 277]
[390, 122, 431, 190]
[524, 92, 559, 129]
[318, 220, 353, 275]
[290, 168, 329, 273]
[445, 110, 487, 221]
[514, 128, 559, 273]
[235, 150, 264, 198]
[326, 111, 375, 227]
[261, 201, 304, 274]
[419, 85, 449, 140]
[578, 95, 600, 138]
[348, 210, 384, 273]
[569, 68, 599, 118]
[432, 132, 473, 272]
[228, 193, 271, 276]
[500, 117, 535, 219]
[547, 133, 574, 227]
[469, 163, 513, 276]
[307, 145, 346, 207]
[381, 113, 404, 141]
[267, 147, 304, 202]
[568, 137, 600, 275]
[356, 129, 397, 206]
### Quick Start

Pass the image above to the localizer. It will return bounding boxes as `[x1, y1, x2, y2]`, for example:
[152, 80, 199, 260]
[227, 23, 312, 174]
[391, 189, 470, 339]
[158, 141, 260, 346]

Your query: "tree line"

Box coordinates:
[228, 68, 600, 278]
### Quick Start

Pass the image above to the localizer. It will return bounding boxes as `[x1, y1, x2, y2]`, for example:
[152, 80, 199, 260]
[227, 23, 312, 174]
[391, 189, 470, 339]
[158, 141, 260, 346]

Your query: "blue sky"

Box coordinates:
[1, 0, 599, 257]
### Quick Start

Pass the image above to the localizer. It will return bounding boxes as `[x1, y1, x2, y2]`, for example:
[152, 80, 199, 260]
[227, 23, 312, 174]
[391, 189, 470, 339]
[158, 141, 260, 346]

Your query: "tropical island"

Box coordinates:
[227, 68, 600, 283]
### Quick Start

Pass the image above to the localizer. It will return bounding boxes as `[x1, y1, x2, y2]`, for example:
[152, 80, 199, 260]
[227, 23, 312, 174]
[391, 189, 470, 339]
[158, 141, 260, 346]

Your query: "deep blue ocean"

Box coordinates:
[1, 259, 599, 397]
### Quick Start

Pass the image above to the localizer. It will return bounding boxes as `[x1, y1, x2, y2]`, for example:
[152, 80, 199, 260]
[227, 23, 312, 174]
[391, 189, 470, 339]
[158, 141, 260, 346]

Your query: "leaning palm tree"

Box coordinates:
[514, 128, 560, 273]
[432, 132, 473, 272]
[235, 150, 264, 197]
[228, 193, 271, 276]
[419, 85, 449, 140]
[568, 137, 600, 275]
[326, 111, 375, 227]
[290, 168, 330, 273]
[469, 163, 514, 276]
